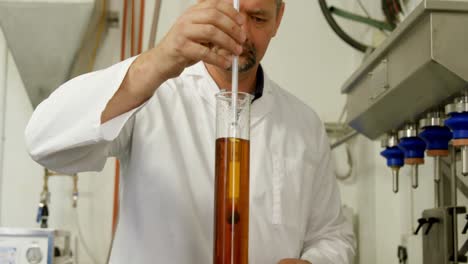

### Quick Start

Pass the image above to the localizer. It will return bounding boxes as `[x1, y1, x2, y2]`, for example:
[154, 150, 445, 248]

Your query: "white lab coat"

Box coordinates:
[25, 58, 356, 264]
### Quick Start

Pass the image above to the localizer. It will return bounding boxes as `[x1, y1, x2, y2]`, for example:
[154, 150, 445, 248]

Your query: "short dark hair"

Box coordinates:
[276, 0, 282, 13]
[276, 0, 282, 8]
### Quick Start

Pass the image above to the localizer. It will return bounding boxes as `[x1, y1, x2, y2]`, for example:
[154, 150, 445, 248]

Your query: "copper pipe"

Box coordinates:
[120, 0, 129, 60]
[138, 0, 145, 54]
[148, 0, 162, 49]
[131, 0, 136, 56]
[113, 0, 130, 236]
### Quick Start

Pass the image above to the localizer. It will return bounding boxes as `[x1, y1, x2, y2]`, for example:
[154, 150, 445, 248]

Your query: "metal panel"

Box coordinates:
[421, 207, 467, 264]
[422, 208, 453, 264]
[0, 1, 95, 108]
[0, 228, 72, 264]
[432, 12, 468, 81]
[342, 0, 468, 139]
[0, 227, 55, 264]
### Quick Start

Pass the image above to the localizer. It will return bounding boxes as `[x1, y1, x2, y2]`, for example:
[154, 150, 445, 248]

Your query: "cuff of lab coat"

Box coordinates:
[300, 249, 329, 264]
[99, 102, 146, 141]
[96, 56, 146, 141]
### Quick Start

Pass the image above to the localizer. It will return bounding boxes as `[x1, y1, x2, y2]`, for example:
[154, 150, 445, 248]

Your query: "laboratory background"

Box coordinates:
[1, 0, 468, 263]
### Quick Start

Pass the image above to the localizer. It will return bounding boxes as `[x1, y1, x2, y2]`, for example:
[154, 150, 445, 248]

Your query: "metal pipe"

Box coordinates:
[0, 39, 8, 226]
[72, 174, 78, 208]
[331, 130, 359, 149]
[462, 145, 468, 176]
[318, 0, 372, 53]
[329, 6, 395, 31]
[392, 168, 399, 193]
[434, 156, 440, 207]
[451, 146, 459, 263]
[434, 156, 441, 182]
[411, 165, 419, 189]
[148, 0, 162, 49]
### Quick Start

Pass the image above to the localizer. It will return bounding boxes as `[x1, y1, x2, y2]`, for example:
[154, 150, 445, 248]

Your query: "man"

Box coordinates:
[25, 0, 356, 263]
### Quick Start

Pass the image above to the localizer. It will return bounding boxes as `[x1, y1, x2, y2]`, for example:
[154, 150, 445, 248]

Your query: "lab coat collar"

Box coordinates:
[183, 62, 274, 127]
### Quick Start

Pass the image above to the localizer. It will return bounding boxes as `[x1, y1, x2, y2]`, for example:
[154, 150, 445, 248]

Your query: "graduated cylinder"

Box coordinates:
[214, 92, 252, 264]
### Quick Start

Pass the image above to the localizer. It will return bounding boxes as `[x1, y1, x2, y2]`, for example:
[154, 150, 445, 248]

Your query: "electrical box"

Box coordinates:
[0, 228, 72, 264]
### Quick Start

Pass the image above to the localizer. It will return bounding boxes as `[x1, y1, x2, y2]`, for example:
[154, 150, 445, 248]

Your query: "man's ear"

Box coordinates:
[272, 2, 285, 37]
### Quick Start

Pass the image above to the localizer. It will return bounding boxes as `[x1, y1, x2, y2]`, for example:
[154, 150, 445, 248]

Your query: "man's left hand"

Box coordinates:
[278, 259, 311, 264]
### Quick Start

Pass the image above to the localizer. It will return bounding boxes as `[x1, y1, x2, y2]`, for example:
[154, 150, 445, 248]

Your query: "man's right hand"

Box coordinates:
[154, 0, 246, 80]
[101, 0, 246, 123]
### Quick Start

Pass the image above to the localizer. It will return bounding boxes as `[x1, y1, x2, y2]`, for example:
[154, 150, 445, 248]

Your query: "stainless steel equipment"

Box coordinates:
[398, 123, 426, 189]
[0, 228, 73, 264]
[0, 0, 105, 108]
[412, 147, 467, 264]
[415, 206, 466, 264]
[342, 0, 468, 140]
[445, 94, 468, 176]
[340, 0, 468, 262]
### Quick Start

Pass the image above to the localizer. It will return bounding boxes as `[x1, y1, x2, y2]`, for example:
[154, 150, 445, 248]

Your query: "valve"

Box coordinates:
[445, 95, 468, 176]
[398, 124, 426, 189]
[414, 217, 427, 235]
[381, 133, 404, 193]
[419, 111, 452, 207]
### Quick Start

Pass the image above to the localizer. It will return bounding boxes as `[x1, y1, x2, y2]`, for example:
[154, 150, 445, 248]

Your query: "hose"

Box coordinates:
[334, 143, 354, 181]
[329, 6, 395, 32]
[318, 0, 372, 53]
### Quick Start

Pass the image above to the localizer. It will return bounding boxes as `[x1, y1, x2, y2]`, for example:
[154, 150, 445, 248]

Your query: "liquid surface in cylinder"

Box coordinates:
[214, 137, 250, 264]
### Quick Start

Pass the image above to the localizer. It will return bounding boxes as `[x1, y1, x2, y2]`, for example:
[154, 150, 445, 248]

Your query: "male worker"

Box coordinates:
[25, 0, 356, 263]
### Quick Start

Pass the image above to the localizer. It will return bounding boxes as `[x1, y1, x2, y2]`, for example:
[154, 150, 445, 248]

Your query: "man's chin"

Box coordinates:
[226, 64, 256, 73]
[226, 58, 257, 73]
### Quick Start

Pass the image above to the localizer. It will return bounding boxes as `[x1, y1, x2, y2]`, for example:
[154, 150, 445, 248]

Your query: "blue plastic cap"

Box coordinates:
[419, 126, 452, 151]
[398, 137, 426, 159]
[380, 146, 405, 167]
[445, 112, 468, 139]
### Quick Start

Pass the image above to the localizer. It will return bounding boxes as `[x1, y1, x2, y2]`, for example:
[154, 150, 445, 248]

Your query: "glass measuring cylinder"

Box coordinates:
[214, 92, 252, 264]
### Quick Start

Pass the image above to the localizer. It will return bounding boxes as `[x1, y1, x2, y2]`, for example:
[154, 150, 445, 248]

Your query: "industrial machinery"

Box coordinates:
[0, 228, 73, 264]
[341, 0, 468, 263]
[0, 0, 106, 108]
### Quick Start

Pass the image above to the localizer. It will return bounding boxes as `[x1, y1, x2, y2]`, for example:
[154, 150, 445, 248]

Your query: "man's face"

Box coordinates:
[224, 0, 285, 73]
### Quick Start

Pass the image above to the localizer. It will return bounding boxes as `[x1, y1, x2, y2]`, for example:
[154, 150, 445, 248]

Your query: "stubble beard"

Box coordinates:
[227, 40, 257, 73]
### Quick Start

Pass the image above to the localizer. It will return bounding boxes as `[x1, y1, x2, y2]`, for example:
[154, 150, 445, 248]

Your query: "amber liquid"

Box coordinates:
[214, 137, 250, 264]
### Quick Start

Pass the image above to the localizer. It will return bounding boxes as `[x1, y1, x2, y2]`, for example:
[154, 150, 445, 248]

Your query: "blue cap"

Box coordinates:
[381, 146, 404, 167]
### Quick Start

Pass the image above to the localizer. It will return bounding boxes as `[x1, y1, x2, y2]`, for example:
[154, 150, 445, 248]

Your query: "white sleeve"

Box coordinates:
[25, 56, 143, 174]
[300, 126, 357, 264]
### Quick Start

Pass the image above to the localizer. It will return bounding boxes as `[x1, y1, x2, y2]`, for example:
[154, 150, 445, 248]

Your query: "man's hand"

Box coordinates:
[278, 259, 312, 264]
[101, 0, 246, 123]
[150, 0, 246, 81]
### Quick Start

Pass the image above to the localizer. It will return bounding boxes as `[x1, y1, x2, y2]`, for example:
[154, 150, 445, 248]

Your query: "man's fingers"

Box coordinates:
[212, 1, 245, 25]
[183, 41, 232, 69]
[184, 24, 242, 56]
[195, 0, 243, 25]
[189, 8, 246, 45]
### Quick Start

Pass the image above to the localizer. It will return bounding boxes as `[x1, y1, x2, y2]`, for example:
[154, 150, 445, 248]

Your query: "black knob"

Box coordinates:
[424, 217, 440, 235]
[397, 246, 408, 263]
[463, 215, 468, 235]
[40, 204, 49, 229]
[414, 218, 427, 235]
